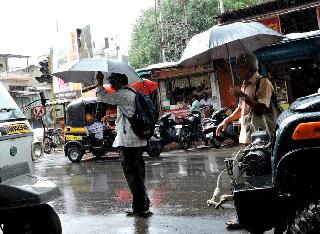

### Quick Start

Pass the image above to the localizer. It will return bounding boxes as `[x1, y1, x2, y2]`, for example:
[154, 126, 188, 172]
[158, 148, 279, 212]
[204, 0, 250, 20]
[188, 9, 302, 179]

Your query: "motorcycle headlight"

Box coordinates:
[32, 142, 43, 159]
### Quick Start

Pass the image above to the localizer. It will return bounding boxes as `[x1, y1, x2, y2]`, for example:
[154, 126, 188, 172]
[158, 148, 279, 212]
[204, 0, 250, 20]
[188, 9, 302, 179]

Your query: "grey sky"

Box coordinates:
[0, 0, 153, 58]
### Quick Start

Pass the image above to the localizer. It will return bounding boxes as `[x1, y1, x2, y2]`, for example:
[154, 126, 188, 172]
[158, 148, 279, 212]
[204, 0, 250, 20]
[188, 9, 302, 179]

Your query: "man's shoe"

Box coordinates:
[226, 219, 243, 230]
[125, 208, 152, 216]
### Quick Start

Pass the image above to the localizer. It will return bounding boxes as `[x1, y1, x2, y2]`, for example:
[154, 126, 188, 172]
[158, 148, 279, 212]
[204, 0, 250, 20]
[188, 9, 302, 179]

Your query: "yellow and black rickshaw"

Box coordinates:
[64, 97, 117, 163]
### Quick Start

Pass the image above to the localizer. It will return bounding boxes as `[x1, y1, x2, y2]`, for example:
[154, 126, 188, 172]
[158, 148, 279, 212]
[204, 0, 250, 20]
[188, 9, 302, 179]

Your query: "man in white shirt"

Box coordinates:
[200, 92, 213, 117]
[96, 72, 150, 215]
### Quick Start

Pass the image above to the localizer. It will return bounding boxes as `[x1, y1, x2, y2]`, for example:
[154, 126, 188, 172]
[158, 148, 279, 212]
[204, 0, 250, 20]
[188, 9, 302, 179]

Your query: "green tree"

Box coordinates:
[128, 9, 160, 69]
[160, 0, 219, 62]
[129, 0, 273, 69]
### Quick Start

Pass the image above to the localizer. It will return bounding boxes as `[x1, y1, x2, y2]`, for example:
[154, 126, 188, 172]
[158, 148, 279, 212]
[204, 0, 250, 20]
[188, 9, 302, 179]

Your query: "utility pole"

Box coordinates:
[219, 0, 225, 14]
[155, 0, 166, 62]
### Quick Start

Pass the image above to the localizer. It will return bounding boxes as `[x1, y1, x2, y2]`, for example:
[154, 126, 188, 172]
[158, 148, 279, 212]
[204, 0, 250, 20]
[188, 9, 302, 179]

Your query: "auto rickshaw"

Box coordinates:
[65, 95, 163, 162]
[64, 97, 117, 163]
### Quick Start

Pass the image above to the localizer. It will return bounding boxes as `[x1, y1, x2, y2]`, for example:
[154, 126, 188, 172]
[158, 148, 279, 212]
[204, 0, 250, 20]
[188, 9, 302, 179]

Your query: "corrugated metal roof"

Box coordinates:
[0, 54, 30, 58]
[136, 62, 178, 72]
[219, 0, 319, 23]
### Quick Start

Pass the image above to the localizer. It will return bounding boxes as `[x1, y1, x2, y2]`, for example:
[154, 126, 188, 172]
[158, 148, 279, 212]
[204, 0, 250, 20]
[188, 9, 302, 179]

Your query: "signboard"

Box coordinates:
[52, 29, 84, 100]
[257, 16, 282, 33]
[53, 77, 82, 100]
[32, 106, 46, 119]
[78, 25, 94, 59]
[153, 64, 214, 80]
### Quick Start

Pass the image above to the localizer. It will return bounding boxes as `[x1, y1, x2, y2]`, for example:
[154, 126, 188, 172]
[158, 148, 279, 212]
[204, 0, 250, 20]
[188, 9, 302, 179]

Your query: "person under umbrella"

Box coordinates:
[96, 71, 151, 216]
[216, 53, 277, 230]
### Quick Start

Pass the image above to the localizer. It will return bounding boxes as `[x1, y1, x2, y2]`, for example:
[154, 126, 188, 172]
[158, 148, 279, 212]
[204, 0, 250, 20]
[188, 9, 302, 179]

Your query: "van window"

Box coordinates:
[0, 82, 26, 122]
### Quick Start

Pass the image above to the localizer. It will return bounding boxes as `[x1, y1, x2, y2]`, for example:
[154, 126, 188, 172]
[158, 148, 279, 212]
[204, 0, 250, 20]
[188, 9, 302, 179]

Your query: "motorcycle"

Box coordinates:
[43, 128, 64, 154]
[208, 92, 320, 234]
[178, 110, 207, 150]
[202, 108, 238, 148]
[145, 112, 181, 157]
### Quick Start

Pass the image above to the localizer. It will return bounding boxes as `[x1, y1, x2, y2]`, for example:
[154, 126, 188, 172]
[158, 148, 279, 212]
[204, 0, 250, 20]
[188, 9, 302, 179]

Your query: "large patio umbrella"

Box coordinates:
[52, 58, 142, 86]
[179, 21, 285, 69]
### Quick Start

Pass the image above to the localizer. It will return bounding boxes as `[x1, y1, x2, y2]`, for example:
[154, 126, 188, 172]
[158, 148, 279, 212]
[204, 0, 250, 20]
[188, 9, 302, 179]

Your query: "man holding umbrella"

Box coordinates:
[96, 72, 151, 216]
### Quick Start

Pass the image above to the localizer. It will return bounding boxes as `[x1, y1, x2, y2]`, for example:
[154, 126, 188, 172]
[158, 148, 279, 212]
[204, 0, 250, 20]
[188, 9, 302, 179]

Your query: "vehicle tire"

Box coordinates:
[146, 141, 162, 157]
[67, 146, 83, 163]
[211, 137, 222, 148]
[3, 204, 62, 234]
[43, 137, 52, 154]
[289, 202, 320, 234]
[179, 136, 192, 150]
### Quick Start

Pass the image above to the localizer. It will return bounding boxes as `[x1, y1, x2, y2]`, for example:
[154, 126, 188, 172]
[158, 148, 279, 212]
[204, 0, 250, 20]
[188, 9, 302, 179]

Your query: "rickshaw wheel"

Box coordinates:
[67, 147, 83, 163]
[3, 204, 61, 234]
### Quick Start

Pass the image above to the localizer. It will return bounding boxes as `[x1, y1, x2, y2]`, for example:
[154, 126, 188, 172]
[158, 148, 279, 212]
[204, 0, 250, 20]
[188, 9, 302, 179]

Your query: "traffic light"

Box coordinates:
[35, 60, 52, 83]
[39, 61, 49, 74]
[39, 91, 47, 106]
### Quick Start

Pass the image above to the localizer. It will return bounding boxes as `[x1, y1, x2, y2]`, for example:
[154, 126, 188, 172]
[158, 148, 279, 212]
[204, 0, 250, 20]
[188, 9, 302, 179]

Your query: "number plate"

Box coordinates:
[175, 125, 183, 129]
[66, 135, 82, 141]
[4, 123, 31, 135]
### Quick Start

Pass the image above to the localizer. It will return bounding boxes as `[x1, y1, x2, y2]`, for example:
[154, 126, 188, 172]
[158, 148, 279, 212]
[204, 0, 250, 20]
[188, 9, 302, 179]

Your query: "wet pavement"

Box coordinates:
[32, 144, 267, 234]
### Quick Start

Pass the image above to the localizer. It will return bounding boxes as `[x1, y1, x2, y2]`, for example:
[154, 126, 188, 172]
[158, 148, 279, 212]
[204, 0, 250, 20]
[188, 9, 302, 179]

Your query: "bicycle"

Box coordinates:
[43, 128, 64, 154]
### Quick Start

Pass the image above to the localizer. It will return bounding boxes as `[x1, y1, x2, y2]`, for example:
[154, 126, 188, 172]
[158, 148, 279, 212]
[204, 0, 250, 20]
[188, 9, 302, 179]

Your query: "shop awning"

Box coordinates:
[255, 30, 320, 64]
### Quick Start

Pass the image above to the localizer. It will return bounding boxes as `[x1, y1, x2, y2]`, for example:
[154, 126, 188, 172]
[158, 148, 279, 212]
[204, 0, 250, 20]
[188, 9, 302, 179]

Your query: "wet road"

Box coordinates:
[33, 144, 259, 234]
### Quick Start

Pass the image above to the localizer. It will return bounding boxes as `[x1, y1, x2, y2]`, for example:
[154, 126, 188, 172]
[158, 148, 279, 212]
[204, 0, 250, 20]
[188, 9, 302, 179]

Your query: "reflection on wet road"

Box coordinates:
[33, 145, 258, 233]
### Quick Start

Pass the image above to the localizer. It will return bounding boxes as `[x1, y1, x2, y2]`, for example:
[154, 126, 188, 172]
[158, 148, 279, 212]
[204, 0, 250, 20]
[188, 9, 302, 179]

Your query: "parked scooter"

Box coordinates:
[202, 108, 238, 148]
[145, 112, 181, 157]
[208, 92, 320, 234]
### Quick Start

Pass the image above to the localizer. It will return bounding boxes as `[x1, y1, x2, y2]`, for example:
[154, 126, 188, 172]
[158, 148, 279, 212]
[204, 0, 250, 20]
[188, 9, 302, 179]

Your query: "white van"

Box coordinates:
[0, 82, 61, 233]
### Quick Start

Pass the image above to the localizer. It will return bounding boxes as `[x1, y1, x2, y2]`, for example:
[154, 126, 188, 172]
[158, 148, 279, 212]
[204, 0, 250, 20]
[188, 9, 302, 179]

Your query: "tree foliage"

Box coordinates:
[128, 9, 160, 69]
[129, 0, 273, 69]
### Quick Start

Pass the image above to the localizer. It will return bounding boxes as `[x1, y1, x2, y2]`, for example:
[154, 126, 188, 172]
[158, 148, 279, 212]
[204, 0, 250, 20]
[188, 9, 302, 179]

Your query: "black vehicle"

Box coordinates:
[202, 108, 238, 148]
[157, 112, 182, 145]
[64, 97, 117, 163]
[210, 92, 320, 234]
[145, 112, 181, 157]
[179, 110, 207, 150]
[65, 97, 161, 162]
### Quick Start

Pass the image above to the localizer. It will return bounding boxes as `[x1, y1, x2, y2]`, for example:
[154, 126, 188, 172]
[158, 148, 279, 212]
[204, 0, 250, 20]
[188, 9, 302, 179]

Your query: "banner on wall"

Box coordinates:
[257, 16, 282, 33]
